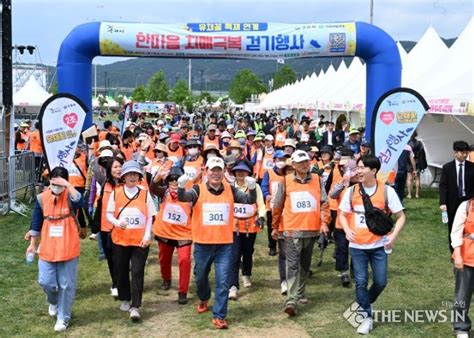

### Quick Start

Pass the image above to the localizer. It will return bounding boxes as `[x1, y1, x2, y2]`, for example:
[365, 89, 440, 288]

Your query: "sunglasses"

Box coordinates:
[167, 176, 179, 182]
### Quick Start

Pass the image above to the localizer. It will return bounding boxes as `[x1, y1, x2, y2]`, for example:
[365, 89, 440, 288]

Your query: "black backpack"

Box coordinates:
[350, 183, 394, 236]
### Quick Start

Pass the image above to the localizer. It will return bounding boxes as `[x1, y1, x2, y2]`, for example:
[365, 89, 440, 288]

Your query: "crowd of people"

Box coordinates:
[21, 110, 473, 337]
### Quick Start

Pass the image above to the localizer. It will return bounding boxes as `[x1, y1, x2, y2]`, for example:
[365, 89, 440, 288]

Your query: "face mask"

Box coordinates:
[231, 149, 240, 156]
[207, 153, 217, 159]
[188, 148, 199, 156]
[238, 138, 246, 146]
[50, 185, 65, 195]
[265, 146, 274, 153]
[276, 161, 286, 169]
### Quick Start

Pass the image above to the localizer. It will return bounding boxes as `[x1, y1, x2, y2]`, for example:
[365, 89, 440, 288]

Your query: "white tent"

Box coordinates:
[13, 75, 51, 106]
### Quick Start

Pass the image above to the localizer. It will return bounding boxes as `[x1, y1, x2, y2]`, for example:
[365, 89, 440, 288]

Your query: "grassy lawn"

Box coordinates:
[0, 189, 456, 336]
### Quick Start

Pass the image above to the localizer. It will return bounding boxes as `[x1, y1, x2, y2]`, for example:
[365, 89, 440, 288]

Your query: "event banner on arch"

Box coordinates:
[99, 22, 356, 59]
[371, 88, 429, 183]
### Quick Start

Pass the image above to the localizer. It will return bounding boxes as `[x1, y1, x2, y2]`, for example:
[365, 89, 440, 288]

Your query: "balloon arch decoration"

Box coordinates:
[57, 21, 401, 141]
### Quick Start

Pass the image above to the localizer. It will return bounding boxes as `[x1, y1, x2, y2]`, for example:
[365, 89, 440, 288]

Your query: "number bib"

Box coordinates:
[233, 203, 256, 218]
[49, 225, 64, 238]
[263, 158, 274, 170]
[183, 166, 198, 180]
[301, 133, 310, 142]
[162, 203, 188, 225]
[168, 156, 180, 165]
[353, 205, 367, 228]
[276, 134, 285, 142]
[68, 166, 81, 177]
[118, 207, 146, 229]
[202, 203, 230, 226]
[290, 191, 317, 213]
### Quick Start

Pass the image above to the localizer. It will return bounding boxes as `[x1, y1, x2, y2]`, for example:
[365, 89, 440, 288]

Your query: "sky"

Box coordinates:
[11, 0, 473, 66]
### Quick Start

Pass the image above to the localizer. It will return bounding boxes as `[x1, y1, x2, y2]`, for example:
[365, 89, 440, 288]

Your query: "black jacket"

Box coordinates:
[439, 160, 474, 215]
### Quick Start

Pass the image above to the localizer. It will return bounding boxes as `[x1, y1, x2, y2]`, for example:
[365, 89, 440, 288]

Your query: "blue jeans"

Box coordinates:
[350, 247, 387, 317]
[194, 243, 232, 319]
[38, 258, 78, 322]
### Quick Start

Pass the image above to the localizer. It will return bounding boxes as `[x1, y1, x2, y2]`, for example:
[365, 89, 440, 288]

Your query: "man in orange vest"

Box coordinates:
[177, 157, 257, 329]
[272, 150, 330, 317]
[338, 155, 405, 335]
[25, 167, 86, 332]
[451, 193, 474, 338]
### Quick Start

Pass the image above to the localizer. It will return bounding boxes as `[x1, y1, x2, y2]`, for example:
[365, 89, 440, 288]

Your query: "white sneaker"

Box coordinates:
[455, 332, 469, 338]
[242, 275, 252, 288]
[356, 317, 373, 335]
[54, 320, 69, 332]
[110, 288, 118, 297]
[129, 307, 141, 320]
[48, 303, 58, 317]
[119, 300, 130, 312]
[228, 286, 238, 300]
[89, 233, 97, 240]
[280, 281, 288, 295]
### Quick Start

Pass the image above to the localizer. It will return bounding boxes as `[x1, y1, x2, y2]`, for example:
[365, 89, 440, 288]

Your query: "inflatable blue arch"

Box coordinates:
[57, 21, 401, 141]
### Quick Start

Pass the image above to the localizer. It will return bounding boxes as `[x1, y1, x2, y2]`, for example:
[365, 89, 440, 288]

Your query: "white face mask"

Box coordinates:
[188, 148, 199, 156]
[231, 149, 240, 156]
[50, 185, 65, 195]
[275, 161, 286, 169]
[207, 153, 217, 159]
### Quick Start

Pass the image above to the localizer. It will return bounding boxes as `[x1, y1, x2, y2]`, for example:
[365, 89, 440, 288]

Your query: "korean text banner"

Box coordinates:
[99, 22, 356, 59]
[38, 93, 88, 172]
[371, 88, 429, 182]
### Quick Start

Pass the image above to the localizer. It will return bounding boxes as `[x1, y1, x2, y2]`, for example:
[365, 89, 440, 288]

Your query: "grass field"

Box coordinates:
[0, 189, 457, 337]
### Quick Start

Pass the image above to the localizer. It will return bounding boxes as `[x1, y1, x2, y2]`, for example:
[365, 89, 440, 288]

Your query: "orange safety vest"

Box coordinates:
[38, 189, 80, 262]
[16, 130, 29, 150]
[328, 167, 343, 211]
[258, 151, 274, 179]
[191, 182, 234, 244]
[283, 174, 322, 231]
[203, 135, 219, 149]
[348, 181, 386, 245]
[167, 144, 184, 164]
[233, 183, 260, 234]
[29, 130, 43, 154]
[100, 181, 121, 232]
[268, 169, 286, 231]
[275, 130, 287, 148]
[183, 158, 203, 190]
[453, 199, 474, 267]
[145, 142, 156, 160]
[111, 186, 149, 247]
[335, 186, 350, 230]
[69, 154, 87, 188]
[98, 130, 108, 141]
[121, 144, 135, 161]
[153, 192, 192, 241]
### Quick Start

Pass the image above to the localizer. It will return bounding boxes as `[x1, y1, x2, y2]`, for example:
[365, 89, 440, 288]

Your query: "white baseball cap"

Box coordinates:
[206, 157, 225, 170]
[227, 124, 235, 130]
[137, 133, 148, 141]
[98, 140, 111, 150]
[264, 135, 274, 141]
[98, 149, 114, 158]
[291, 150, 311, 163]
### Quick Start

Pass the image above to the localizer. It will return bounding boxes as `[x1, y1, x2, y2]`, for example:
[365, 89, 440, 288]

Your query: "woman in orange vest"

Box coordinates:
[450, 194, 474, 336]
[167, 133, 184, 165]
[106, 160, 156, 321]
[96, 156, 124, 298]
[203, 124, 220, 149]
[228, 160, 266, 301]
[182, 138, 204, 190]
[121, 130, 136, 161]
[271, 150, 330, 317]
[25, 167, 87, 332]
[177, 157, 257, 329]
[338, 155, 406, 335]
[150, 166, 193, 304]
[258, 135, 275, 180]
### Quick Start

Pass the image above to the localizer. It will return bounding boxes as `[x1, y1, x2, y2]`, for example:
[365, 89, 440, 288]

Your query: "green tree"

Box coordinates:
[131, 85, 147, 101]
[229, 69, 266, 104]
[273, 65, 297, 90]
[170, 80, 191, 105]
[183, 95, 195, 113]
[98, 95, 108, 111]
[199, 92, 214, 104]
[49, 82, 58, 95]
[115, 94, 125, 107]
[146, 70, 169, 101]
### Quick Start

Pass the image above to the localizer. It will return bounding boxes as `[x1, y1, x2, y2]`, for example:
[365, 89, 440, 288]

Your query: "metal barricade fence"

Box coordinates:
[8, 151, 36, 202]
[0, 157, 9, 214]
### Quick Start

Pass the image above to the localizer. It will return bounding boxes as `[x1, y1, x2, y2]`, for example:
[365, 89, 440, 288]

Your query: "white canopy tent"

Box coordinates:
[13, 75, 51, 107]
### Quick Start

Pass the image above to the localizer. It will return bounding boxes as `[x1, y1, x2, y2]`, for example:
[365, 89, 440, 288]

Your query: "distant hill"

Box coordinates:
[22, 37, 458, 95]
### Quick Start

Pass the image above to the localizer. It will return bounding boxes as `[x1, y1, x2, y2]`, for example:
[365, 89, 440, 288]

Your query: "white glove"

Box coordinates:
[177, 174, 190, 189]
[245, 176, 257, 190]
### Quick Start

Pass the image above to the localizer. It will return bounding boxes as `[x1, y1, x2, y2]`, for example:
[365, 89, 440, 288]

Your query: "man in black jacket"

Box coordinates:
[439, 140, 474, 253]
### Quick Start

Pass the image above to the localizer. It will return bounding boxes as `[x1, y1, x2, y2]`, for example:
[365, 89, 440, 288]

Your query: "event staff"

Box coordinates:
[228, 160, 266, 300]
[106, 161, 156, 321]
[272, 150, 330, 317]
[177, 157, 257, 329]
[450, 194, 474, 338]
[26, 167, 86, 332]
[338, 155, 406, 335]
[151, 166, 193, 304]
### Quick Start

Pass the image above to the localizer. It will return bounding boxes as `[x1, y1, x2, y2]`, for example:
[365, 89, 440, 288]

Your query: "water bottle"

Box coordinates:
[26, 251, 35, 264]
[383, 236, 392, 254]
[441, 211, 448, 224]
